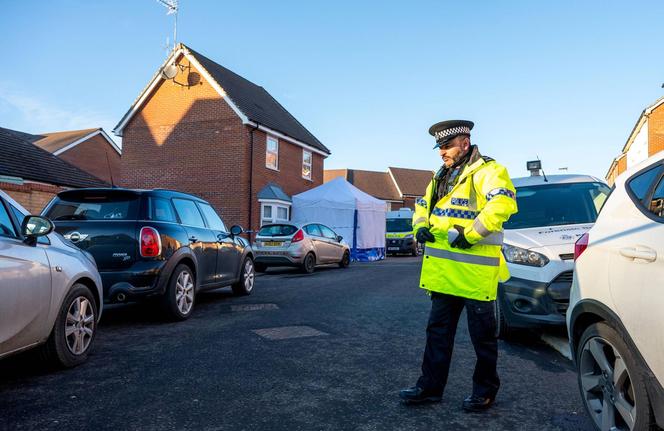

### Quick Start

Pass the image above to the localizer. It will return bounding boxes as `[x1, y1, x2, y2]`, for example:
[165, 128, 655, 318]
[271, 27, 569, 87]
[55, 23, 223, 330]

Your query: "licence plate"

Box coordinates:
[388, 247, 399, 251]
[264, 241, 282, 247]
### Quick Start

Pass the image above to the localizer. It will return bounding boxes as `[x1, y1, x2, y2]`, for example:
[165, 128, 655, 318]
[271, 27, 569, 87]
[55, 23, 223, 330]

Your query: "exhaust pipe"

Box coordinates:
[116, 293, 126, 302]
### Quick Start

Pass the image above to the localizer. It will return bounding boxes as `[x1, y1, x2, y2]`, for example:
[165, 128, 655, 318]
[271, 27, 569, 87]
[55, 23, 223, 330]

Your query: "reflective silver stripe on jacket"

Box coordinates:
[413, 217, 428, 226]
[424, 246, 500, 266]
[471, 219, 504, 246]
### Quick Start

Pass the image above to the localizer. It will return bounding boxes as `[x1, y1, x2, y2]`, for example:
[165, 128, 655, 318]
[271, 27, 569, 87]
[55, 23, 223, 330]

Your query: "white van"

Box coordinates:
[385, 208, 418, 256]
[496, 163, 611, 338]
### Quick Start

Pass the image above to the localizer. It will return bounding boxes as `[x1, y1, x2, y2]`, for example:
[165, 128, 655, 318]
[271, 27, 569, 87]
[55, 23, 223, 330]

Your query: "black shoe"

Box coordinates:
[462, 395, 494, 412]
[399, 386, 442, 404]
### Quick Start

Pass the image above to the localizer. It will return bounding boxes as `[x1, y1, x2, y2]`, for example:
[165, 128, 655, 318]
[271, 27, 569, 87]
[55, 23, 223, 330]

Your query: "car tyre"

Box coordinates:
[339, 251, 350, 268]
[301, 252, 316, 274]
[254, 262, 267, 273]
[161, 264, 196, 321]
[232, 257, 255, 296]
[576, 322, 655, 431]
[41, 283, 98, 368]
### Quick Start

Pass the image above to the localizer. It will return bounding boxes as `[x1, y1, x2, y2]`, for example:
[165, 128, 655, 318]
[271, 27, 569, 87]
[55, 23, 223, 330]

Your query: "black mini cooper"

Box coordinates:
[43, 188, 255, 320]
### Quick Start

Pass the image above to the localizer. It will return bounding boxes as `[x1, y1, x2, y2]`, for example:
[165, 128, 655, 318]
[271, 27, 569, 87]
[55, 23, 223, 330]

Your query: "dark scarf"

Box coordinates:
[431, 145, 481, 208]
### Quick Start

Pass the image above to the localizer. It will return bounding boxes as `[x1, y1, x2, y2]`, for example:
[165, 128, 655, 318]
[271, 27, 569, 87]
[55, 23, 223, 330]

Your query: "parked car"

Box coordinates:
[385, 208, 418, 256]
[496, 163, 611, 338]
[253, 222, 350, 273]
[0, 190, 103, 367]
[42, 188, 254, 321]
[568, 152, 664, 431]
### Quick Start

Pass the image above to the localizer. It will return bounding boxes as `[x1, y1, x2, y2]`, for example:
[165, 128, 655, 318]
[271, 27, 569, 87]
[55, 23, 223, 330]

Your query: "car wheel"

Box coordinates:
[576, 322, 655, 431]
[41, 283, 98, 368]
[232, 257, 255, 296]
[495, 298, 512, 340]
[254, 262, 267, 273]
[301, 252, 316, 274]
[161, 264, 196, 321]
[339, 251, 350, 268]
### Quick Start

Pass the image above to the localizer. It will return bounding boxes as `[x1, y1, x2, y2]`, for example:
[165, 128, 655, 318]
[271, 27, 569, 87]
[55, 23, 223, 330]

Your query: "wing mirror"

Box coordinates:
[230, 225, 243, 236]
[336, 235, 343, 242]
[22, 215, 54, 246]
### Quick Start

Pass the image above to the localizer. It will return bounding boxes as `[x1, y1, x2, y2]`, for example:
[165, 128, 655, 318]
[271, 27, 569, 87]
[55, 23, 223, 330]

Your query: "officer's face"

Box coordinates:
[438, 136, 470, 167]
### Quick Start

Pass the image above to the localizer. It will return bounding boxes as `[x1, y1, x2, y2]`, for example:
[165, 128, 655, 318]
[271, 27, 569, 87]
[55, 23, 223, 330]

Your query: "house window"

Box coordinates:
[302, 150, 312, 180]
[266, 136, 279, 170]
[260, 202, 290, 226]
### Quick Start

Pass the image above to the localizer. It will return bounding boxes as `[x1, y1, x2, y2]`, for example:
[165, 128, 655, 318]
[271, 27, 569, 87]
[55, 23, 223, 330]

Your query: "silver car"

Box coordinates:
[0, 190, 103, 368]
[253, 222, 350, 273]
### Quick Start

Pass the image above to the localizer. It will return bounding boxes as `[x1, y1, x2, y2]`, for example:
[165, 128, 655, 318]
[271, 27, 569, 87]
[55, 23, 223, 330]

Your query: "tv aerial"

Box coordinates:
[156, 0, 178, 50]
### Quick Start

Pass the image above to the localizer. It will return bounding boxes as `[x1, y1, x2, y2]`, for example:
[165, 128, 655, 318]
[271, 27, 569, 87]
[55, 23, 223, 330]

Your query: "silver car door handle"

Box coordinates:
[619, 246, 657, 262]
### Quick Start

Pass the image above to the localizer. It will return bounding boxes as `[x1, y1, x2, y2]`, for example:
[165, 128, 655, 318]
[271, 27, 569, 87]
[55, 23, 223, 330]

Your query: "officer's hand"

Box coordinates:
[416, 227, 435, 244]
[450, 225, 472, 249]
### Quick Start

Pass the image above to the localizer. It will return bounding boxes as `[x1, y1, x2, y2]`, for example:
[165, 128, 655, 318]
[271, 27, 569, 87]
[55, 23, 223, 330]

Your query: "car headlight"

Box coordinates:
[502, 244, 549, 267]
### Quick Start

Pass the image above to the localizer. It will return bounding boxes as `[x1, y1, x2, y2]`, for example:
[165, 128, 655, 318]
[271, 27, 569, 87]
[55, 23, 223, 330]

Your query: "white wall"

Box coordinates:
[627, 119, 649, 168]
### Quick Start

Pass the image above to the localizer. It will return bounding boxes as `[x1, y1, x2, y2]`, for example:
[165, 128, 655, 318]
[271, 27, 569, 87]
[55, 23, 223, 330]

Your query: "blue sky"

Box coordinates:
[2, 1, 664, 179]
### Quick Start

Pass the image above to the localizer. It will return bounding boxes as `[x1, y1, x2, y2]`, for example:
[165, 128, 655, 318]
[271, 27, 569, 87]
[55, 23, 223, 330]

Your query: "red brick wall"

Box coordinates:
[58, 134, 120, 184]
[649, 104, 664, 156]
[1, 182, 64, 214]
[120, 54, 325, 234]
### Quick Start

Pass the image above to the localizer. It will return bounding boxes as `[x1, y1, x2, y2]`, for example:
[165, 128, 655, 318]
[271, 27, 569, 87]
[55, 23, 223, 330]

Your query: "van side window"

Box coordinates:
[0, 201, 17, 238]
[151, 197, 177, 223]
[172, 199, 206, 228]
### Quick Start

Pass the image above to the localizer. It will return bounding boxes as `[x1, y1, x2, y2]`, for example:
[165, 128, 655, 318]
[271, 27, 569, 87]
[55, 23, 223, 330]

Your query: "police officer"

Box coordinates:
[399, 120, 517, 412]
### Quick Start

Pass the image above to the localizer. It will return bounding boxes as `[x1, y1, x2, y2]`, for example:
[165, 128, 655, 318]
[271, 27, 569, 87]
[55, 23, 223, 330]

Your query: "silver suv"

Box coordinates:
[0, 190, 103, 368]
[253, 222, 350, 273]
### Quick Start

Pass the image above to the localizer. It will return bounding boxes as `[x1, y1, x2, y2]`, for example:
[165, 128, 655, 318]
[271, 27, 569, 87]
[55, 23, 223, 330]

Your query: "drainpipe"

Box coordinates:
[248, 123, 259, 243]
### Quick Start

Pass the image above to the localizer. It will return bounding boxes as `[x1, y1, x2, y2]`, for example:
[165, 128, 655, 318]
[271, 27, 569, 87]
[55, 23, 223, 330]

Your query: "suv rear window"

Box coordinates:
[258, 224, 297, 237]
[504, 182, 611, 230]
[45, 191, 139, 221]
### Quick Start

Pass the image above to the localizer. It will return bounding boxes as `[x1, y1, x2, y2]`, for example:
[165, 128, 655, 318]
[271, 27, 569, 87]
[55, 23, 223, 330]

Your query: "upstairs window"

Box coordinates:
[302, 150, 312, 180]
[266, 136, 279, 170]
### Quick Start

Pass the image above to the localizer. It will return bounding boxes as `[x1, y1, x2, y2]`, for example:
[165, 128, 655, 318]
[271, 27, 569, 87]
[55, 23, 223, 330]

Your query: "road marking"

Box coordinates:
[541, 334, 572, 360]
[252, 325, 328, 340]
[231, 304, 279, 312]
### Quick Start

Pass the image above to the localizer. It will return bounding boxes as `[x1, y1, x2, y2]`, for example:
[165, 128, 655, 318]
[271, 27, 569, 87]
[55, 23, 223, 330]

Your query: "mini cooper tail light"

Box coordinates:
[574, 233, 589, 261]
[140, 226, 162, 257]
[291, 229, 305, 243]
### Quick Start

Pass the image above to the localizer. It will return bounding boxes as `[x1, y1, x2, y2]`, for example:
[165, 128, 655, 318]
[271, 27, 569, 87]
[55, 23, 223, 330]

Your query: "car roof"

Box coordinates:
[260, 221, 324, 229]
[56, 187, 208, 203]
[512, 174, 605, 187]
[0, 189, 29, 215]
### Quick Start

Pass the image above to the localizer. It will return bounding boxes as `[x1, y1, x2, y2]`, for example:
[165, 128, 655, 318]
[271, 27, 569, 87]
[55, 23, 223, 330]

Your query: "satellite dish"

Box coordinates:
[161, 62, 178, 80]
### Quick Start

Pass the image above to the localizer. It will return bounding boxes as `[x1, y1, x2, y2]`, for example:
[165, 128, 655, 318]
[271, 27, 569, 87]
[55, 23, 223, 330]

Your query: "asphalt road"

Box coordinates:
[0, 256, 593, 431]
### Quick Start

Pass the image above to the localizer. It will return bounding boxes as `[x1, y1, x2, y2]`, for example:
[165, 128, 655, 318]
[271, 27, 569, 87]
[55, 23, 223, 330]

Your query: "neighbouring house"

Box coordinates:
[32, 128, 121, 184]
[324, 167, 432, 210]
[113, 43, 330, 233]
[606, 96, 664, 185]
[0, 127, 108, 213]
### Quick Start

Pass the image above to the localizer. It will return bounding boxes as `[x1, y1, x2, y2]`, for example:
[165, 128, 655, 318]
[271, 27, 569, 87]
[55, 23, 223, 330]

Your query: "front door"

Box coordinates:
[197, 202, 242, 284]
[318, 224, 344, 263]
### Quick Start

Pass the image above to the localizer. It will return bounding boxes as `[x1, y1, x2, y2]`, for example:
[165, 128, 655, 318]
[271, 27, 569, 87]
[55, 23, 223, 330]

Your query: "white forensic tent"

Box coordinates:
[292, 177, 387, 261]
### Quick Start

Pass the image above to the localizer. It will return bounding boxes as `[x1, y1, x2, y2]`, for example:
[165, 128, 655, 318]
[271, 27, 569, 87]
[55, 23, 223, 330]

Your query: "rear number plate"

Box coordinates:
[388, 247, 399, 251]
[264, 241, 282, 247]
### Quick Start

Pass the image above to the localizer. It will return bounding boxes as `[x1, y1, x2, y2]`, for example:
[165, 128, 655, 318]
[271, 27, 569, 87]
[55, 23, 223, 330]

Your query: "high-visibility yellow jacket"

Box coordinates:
[412, 154, 517, 301]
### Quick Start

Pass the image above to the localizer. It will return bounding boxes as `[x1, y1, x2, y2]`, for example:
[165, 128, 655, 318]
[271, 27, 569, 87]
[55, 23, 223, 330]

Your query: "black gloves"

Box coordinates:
[450, 225, 473, 249]
[416, 227, 435, 243]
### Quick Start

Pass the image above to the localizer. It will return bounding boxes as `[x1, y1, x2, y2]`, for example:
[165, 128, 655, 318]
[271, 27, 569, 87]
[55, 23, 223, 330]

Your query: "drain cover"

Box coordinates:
[252, 325, 328, 340]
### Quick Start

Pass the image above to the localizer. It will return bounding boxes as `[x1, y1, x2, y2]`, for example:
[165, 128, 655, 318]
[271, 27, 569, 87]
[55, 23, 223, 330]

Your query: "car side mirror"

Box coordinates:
[336, 235, 343, 242]
[22, 215, 54, 245]
[230, 225, 243, 236]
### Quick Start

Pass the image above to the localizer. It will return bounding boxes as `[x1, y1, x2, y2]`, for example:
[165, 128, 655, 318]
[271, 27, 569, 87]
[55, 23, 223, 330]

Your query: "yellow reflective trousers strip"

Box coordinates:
[424, 246, 500, 267]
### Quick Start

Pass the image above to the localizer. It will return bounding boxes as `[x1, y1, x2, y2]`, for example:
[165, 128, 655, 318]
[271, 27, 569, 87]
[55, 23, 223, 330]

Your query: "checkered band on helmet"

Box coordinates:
[435, 126, 471, 143]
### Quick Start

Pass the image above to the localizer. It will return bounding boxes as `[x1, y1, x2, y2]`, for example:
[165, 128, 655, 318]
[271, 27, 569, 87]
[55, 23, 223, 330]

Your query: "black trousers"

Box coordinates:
[416, 292, 500, 399]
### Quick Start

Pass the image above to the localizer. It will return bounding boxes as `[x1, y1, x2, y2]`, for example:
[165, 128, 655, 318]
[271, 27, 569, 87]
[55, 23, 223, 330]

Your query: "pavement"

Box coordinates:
[0, 256, 593, 431]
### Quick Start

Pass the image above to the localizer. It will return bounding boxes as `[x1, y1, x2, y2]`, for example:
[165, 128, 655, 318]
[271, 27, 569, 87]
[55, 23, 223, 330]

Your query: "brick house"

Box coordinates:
[0, 127, 108, 213]
[113, 43, 330, 233]
[32, 128, 121, 184]
[324, 167, 432, 210]
[606, 96, 664, 185]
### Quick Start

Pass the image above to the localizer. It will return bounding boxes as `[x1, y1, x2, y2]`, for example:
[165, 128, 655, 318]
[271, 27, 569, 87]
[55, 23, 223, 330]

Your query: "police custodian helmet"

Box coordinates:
[429, 120, 474, 149]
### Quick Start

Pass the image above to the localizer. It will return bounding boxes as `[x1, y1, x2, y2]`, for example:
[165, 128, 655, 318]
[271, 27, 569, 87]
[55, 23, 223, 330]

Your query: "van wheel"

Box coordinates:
[161, 264, 195, 321]
[495, 298, 512, 340]
[339, 251, 350, 268]
[232, 257, 255, 296]
[577, 322, 655, 431]
[301, 252, 316, 274]
[41, 284, 98, 368]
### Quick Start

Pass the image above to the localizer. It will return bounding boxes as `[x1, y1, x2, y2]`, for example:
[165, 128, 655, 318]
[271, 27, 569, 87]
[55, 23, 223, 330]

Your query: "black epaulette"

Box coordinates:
[482, 156, 495, 163]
